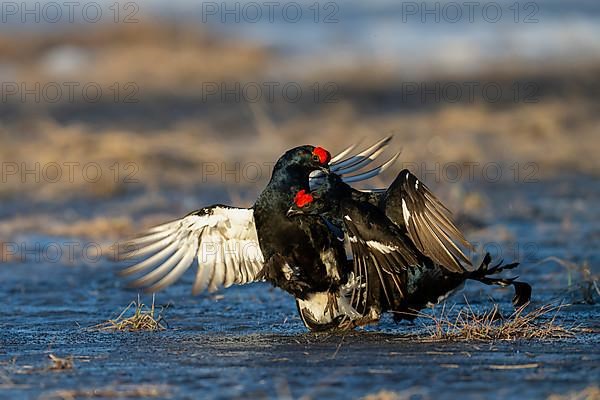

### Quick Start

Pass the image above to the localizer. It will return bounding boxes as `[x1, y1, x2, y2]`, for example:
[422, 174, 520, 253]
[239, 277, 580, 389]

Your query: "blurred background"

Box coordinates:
[1, 0, 599, 268]
[1, 1, 599, 398]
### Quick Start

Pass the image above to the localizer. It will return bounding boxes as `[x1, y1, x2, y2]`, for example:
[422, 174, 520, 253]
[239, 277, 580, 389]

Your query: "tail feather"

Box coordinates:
[469, 253, 532, 308]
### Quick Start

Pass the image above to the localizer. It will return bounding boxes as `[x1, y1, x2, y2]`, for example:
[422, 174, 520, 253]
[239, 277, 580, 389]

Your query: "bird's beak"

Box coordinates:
[286, 207, 302, 218]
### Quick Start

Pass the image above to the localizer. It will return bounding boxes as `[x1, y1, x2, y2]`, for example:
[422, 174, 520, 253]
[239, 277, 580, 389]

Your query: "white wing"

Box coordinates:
[120, 206, 264, 294]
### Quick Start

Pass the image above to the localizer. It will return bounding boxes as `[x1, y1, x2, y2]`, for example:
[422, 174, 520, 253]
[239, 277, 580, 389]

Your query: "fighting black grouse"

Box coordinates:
[119, 139, 397, 329]
[287, 171, 532, 329]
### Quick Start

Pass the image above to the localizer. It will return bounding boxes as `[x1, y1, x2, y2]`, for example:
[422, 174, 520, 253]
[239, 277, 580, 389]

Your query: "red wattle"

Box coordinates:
[294, 190, 314, 208]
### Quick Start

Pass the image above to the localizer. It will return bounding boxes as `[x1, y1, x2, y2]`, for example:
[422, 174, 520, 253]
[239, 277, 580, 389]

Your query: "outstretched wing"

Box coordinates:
[120, 206, 264, 294]
[309, 136, 400, 189]
[381, 169, 473, 273]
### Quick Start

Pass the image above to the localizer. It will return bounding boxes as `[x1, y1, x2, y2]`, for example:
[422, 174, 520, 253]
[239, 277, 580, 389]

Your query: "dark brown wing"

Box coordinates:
[381, 169, 473, 273]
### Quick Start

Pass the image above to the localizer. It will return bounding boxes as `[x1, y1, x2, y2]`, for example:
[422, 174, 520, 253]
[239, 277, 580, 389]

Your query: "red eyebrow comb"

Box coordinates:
[313, 147, 331, 164]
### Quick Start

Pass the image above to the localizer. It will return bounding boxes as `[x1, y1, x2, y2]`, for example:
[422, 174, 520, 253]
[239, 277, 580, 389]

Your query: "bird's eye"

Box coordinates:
[312, 154, 320, 162]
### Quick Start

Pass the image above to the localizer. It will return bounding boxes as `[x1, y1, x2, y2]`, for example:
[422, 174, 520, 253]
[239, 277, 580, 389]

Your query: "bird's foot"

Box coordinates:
[335, 309, 380, 331]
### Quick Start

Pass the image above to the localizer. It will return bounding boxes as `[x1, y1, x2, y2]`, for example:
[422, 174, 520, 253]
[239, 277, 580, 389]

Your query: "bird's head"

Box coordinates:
[275, 145, 331, 176]
[286, 188, 329, 217]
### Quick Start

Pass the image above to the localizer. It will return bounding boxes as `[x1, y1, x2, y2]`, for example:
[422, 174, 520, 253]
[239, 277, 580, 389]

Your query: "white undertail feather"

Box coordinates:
[297, 292, 332, 324]
[281, 263, 293, 281]
[337, 294, 362, 320]
[338, 275, 363, 319]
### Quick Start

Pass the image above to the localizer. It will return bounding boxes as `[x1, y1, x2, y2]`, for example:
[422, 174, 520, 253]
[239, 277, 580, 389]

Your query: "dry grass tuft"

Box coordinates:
[548, 386, 600, 400]
[362, 388, 429, 400]
[90, 295, 168, 332]
[42, 384, 170, 400]
[47, 354, 74, 371]
[416, 302, 574, 341]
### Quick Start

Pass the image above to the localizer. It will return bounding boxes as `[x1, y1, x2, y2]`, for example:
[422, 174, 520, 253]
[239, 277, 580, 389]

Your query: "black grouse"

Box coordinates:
[287, 172, 532, 330]
[119, 139, 398, 330]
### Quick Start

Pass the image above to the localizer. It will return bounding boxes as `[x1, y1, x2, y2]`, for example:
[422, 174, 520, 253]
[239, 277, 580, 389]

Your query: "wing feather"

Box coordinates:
[310, 136, 396, 188]
[331, 136, 392, 172]
[192, 253, 215, 295]
[126, 228, 177, 247]
[147, 242, 197, 292]
[382, 169, 473, 272]
[341, 152, 400, 183]
[209, 237, 225, 292]
[120, 239, 180, 276]
[130, 244, 188, 288]
[121, 206, 264, 294]
[343, 216, 415, 309]
[124, 235, 177, 259]
[223, 241, 237, 288]
[330, 143, 359, 163]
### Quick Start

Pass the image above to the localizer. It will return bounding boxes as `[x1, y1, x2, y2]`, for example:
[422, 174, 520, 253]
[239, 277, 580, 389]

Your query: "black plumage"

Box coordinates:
[287, 172, 532, 329]
[253, 146, 346, 300]
[119, 141, 395, 330]
[119, 137, 530, 333]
